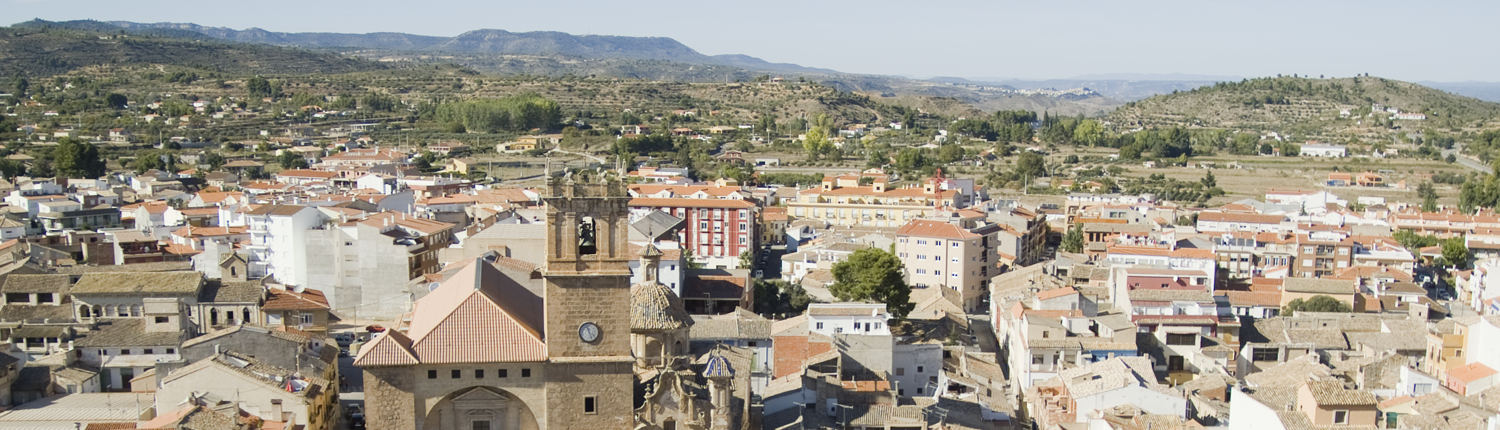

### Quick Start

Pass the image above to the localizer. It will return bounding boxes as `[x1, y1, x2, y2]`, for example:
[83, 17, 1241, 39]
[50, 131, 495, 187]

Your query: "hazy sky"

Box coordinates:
[8, 0, 1499, 82]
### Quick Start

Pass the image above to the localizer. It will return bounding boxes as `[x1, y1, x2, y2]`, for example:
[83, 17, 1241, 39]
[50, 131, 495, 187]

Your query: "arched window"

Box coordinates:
[130, 305, 141, 317]
[105, 305, 117, 317]
[241, 308, 250, 325]
[230, 266, 237, 277]
[210, 309, 220, 326]
[79, 305, 91, 318]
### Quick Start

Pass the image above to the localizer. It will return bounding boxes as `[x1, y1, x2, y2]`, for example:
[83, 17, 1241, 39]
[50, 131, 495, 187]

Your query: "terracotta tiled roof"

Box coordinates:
[1035, 287, 1077, 301]
[1223, 290, 1282, 307]
[1449, 362, 1498, 383]
[404, 260, 546, 364]
[262, 288, 330, 311]
[353, 329, 419, 366]
[629, 197, 755, 209]
[895, 219, 979, 239]
[276, 169, 337, 179]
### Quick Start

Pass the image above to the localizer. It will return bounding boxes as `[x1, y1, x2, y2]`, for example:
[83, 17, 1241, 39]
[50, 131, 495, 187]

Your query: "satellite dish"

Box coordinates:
[427, 282, 441, 292]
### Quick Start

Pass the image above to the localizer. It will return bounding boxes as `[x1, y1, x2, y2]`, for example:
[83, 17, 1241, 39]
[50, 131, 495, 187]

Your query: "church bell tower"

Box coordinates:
[541, 177, 634, 429]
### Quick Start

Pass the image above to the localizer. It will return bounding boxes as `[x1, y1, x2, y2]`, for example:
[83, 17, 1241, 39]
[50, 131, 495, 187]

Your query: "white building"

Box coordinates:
[1300, 143, 1347, 157]
[243, 205, 325, 284]
[805, 303, 892, 337]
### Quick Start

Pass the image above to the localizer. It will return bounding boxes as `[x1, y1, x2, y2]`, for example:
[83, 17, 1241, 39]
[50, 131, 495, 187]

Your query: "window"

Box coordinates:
[452, 369, 461, 378]
[935, 270, 941, 276]
[472, 421, 490, 430]
[874, 323, 881, 329]
[917, 366, 924, 373]
[917, 255, 926, 260]
[1333, 410, 1348, 424]
[917, 388, 924, 394]
[301, 313, 314, 325]
[1166, 333, 1197, 346]
[916, 269, 926, 274]
[428, 370, 438, 379]
[951, 273, 959, 277]
[155, 316, 169, 323]
[475, 369, 484, 378]
[1033, 355, 1044, 364]
[498, 369, 508, 378]
[935, 241, 943, 246]
[1455, 350, 1463, 357]
[952, 242, 959, 248]
[583, 397, 598, 414]
[816, 322, 824, 329]
[1413, 383, 1432, 395]
[144, 349, 154, 354]
[521, 368, 531, 378]
[166, 348, 174, 354]
[917, 240, 928, 245]
[119, 349, 131, 355]
[1042, 331, 1050, 338]
[1251, 348, 1280, 362]
[896, 367, 905, 376]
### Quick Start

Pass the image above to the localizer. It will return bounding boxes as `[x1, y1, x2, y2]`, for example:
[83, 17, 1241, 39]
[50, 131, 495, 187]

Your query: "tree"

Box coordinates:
[1014, 151, 1046, 181]
[52, 138, 106, 178]
[682, 248, 704, 270]
[829, 248, 913, 319]
[277, 151, 309, 170]
[1417, 181, 1439, 212]
[11, 77, 28, 96]
[739, 250, 755, 270]
[1061, 224, 1084, 253]
[1201, 170, 1217, 188]
[1072, 119, 1104, 147]
[803, 123, 830, 162]
[753, 279, 811, 317]
[1442, 236, 1470, 268]
[246, 76, 274, 99]
[1281, 295, 1352, 316]
[205, 152, 226, 171]
[105, 93, 128, 109]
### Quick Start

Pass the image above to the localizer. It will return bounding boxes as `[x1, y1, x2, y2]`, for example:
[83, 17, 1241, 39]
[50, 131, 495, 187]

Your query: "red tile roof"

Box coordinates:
[404, 261, 546, 364]
[263, 288, 330, 311]
[1450, 362, 1498, 383]
[896, 219, 979, 240]
[630, 197, 755, 209]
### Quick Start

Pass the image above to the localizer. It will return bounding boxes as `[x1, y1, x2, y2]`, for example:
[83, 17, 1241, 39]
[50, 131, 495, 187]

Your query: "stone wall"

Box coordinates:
[365, 367, 418, 430]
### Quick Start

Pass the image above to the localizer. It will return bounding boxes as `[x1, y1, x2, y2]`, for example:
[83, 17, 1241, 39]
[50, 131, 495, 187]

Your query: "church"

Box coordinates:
[355, 179, 744, 430]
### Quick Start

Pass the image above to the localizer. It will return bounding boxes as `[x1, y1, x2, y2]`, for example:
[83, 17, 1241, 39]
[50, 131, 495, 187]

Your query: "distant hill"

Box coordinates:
[1420, 81, 1500, 103]
[31, 20, 844, 75]
[0, 24, 382, 76]
[1105, 76, 1500, 130]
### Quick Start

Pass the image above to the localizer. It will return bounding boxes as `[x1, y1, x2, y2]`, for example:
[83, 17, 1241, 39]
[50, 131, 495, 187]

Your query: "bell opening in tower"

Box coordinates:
[578, 216, 597, 255]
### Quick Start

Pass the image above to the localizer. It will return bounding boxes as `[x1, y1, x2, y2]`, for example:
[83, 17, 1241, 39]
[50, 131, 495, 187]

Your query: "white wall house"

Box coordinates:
[805, 303, 891, 337]
[1300, 143, 1347, 157]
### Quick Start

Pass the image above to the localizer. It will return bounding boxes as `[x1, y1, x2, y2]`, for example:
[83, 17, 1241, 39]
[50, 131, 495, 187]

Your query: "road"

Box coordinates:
[1442, 146, 1489, 173]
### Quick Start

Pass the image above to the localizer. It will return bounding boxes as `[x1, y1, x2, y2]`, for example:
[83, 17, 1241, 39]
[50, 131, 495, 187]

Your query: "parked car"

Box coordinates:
[334, 333, 355, 346]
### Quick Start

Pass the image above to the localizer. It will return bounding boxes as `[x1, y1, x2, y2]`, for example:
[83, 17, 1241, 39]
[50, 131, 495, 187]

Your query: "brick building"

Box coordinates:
[629, 197, 758, 269]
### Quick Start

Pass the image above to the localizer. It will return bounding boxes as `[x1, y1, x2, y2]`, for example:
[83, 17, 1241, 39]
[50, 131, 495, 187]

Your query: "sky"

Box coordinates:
[7, 0, 1499, 82]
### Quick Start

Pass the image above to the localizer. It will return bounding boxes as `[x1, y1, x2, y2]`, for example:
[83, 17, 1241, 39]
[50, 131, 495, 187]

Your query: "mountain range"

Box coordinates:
[11, 19, 1500, 107]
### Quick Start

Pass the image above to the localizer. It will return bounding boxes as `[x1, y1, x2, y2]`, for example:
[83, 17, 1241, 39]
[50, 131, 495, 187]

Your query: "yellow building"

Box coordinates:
[787, 171, 970, 227]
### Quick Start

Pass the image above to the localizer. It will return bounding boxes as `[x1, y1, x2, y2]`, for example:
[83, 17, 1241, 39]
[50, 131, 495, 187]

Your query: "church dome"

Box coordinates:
[630, 279, 693, 331]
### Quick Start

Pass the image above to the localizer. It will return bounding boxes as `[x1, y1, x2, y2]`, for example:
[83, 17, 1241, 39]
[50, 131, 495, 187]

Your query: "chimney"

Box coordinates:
[270, 399, 283, 421]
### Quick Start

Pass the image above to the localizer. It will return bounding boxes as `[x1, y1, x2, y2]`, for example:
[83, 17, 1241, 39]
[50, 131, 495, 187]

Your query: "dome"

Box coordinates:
[630, 280, 692, 331]
[703, 353, 733, 378]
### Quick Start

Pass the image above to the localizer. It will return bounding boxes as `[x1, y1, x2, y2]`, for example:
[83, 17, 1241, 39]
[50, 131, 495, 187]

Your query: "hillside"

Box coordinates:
[78, 20, 847, 75]
[0, 25, 383, 76]
[1106, 76, 1500, 132]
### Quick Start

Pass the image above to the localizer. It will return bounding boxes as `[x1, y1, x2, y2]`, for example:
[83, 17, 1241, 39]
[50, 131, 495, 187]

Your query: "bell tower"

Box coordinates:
[541, 177, 635, 429]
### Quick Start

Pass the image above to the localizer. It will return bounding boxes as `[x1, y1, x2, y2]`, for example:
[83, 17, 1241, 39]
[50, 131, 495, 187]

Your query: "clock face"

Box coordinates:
[578, 322, 600, 343]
